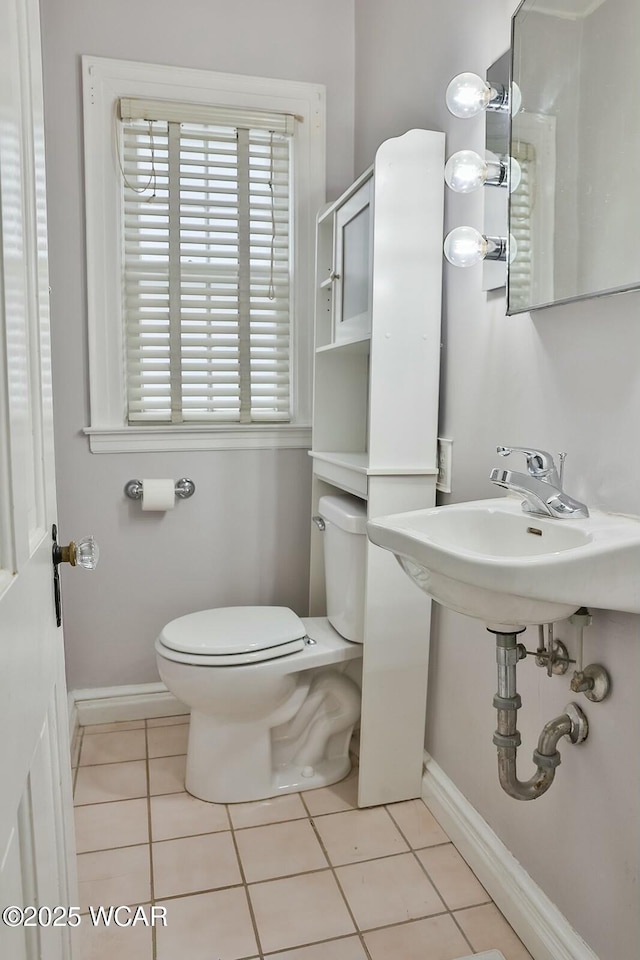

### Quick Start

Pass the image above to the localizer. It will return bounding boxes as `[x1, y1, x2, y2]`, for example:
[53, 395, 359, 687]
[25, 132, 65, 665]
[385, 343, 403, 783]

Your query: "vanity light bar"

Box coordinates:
[443, 70, 521, 268]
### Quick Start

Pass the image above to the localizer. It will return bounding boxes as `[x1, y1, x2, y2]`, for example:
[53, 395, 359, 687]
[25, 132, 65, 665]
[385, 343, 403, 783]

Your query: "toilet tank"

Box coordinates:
[318, 494, 368, 643]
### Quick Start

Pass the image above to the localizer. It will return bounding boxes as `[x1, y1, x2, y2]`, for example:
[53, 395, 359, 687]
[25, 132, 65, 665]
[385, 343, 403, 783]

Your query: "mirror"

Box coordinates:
[508, 0, 640, 314]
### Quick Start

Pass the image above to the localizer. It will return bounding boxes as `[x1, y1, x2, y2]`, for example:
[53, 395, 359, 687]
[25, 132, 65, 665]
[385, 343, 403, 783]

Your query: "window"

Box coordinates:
[82, 58, 325, 452]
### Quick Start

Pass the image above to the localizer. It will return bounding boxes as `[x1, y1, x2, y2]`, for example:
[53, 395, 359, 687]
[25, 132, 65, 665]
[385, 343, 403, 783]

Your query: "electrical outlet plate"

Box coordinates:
[436, 437, 453, 493]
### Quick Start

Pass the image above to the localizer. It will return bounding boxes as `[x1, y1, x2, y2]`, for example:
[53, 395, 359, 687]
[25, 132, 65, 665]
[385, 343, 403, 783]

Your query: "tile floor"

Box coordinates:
[71, 717, 533, 960]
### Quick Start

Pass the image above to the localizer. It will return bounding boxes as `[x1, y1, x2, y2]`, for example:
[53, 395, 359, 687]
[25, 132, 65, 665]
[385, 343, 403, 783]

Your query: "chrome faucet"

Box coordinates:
[489, 446, 589, 519]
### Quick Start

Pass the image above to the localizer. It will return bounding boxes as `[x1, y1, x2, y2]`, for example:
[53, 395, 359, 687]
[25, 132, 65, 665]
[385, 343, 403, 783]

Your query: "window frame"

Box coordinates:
[82, 56, 325, 452]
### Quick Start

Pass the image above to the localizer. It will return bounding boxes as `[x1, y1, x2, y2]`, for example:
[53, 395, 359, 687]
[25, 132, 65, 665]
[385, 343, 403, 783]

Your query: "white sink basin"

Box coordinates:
[367, 497, 640, 629]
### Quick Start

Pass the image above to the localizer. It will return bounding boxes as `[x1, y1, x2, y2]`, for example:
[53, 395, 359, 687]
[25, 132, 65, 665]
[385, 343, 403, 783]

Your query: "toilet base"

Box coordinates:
[186, 753, 353, 804]
[184, 669, 360, 804]
[273, 755, 352, 795]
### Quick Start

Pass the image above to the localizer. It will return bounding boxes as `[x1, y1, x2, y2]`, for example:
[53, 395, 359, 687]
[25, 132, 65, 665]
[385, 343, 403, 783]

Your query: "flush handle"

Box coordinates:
[52, 524, 99, 626]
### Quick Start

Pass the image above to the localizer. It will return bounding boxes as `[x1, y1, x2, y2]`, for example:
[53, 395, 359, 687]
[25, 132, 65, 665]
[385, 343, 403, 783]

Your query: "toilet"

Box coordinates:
[155, 494, 367, 803]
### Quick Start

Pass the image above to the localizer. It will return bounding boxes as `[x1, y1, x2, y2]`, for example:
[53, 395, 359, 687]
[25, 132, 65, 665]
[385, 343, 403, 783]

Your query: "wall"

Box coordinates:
[354, 2, 640, 959]
[40, 0, 356, 689]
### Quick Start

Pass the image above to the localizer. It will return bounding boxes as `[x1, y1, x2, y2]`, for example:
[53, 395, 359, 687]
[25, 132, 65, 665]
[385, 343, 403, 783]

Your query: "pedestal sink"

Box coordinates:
[367, 497, 640, 630]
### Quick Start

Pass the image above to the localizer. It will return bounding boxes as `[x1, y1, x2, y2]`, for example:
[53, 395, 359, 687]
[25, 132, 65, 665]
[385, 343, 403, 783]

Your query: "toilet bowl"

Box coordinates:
[156, 494, 368, 804]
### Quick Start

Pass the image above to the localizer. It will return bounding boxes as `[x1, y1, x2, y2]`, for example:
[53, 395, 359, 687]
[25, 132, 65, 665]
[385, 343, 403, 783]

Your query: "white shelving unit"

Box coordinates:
[309, 129, 445, 807]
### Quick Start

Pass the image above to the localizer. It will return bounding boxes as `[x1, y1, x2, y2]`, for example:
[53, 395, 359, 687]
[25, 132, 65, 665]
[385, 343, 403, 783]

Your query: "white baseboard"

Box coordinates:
[71, 682, 188, 726]
[422, 754, 600, 960]
[68, 692, 79, 752]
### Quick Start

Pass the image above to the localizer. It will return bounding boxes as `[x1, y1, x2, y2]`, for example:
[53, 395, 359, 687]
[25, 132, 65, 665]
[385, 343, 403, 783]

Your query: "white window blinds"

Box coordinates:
[119, 98, 294, 424]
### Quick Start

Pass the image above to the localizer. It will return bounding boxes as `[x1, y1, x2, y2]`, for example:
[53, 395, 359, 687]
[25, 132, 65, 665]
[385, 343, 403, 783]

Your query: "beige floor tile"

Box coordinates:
[79, 730, 147, 766]
[313, 807, 408, 866]
[235, 819, 328, 882]
[249, 870, 355, 953]
[336, 852, 444, 929]
[74, 761, 148, 805]
[386, 799, 449, 849]
[265, 936, 368, 960]
[150, 791, 229, 841]
[364, 914, 471, 960]
[146, 722, 189, 758]
[155, 887, 258, 960]
[74, 798, 149, 853]
[77, 845, 151, 913]
[147, 714, 190, 727]
[71, 917, 152, 960]
[83, 720, 146, 735]
[152, 830, 241, 898]
[417, 844, 490, 910]
[302, 771, 359, 816]
[148, 755, 186, 795]
[453, 904, 533, 960]
[228, 792, 307, 829]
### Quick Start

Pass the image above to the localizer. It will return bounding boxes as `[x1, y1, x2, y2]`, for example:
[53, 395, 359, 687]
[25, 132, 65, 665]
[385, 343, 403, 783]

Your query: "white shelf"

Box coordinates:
[310, 450, 438, 476]
[315, 337, 370, 356]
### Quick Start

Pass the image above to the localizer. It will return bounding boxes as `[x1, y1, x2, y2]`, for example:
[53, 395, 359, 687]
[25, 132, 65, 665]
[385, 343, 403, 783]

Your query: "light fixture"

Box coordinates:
[443, 226, 517, 267]
[443, 64, 521, 272]
[445, 72, 521, 118]
[444, 150, 521, 194]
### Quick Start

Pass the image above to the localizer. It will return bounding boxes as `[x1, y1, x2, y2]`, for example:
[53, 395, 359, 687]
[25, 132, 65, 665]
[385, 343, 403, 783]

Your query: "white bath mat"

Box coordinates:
[456, 952, 506, 960]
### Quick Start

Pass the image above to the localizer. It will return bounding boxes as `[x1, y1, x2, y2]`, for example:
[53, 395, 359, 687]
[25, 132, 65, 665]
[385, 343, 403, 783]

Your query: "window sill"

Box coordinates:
[84, 424, 312, 454]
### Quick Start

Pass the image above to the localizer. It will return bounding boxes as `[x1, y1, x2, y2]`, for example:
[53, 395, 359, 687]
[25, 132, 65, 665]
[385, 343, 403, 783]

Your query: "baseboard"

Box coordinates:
[71, 682, 188, 726]
[421, 754, 600, 960]
[68, 692, 79, 748]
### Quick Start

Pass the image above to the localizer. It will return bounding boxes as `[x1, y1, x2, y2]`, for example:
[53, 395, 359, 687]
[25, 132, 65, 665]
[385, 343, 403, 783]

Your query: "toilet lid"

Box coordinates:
[158, 606, 307, 659]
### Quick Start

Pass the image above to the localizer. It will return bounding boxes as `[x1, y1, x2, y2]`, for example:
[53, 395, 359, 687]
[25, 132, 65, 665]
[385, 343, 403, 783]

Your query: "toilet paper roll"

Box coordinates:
[141, 479, 175, 512]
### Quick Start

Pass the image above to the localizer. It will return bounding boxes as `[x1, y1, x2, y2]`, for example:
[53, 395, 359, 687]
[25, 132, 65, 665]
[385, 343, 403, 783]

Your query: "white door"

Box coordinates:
[0, 0, 77, 956]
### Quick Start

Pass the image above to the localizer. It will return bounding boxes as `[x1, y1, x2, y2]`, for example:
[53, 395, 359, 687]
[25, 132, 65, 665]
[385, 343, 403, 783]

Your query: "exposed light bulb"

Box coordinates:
[445, 73, 520, 119]
[445, 73, 494, 119]
[443, 226, 489, 267]
[509, 157, 522, 193]
[443, 227, 517, 267]
[444, 150, 500, 193]
[511, 82, 522, 117]
[444, 151, 522, 194]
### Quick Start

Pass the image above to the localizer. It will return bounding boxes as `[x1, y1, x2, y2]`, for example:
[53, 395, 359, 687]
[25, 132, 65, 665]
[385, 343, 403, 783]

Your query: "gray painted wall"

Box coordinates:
[40, 0, 356, 690]
[354, 1, 639, 958]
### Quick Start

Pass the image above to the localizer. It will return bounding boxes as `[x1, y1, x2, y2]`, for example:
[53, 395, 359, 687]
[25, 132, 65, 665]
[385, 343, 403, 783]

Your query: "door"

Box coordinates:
[0, 0, 77, 956]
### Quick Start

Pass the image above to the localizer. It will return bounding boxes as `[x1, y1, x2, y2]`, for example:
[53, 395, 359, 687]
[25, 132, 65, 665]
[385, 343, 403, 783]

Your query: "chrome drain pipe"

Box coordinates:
[492, 631, 588, 801]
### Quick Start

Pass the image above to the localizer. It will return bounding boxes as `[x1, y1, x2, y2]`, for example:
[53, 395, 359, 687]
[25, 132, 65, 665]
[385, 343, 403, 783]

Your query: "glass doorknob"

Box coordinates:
[51, 525, 98, 627]
[52, 526, 99, 570]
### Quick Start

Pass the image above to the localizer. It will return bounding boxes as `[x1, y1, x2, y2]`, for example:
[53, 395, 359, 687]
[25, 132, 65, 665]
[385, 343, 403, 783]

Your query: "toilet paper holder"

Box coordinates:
[124, 478, 196, 501]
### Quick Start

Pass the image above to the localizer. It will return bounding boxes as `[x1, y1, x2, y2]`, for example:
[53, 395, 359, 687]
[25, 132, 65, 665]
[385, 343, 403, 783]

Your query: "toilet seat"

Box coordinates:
[157, 606, 307, 666]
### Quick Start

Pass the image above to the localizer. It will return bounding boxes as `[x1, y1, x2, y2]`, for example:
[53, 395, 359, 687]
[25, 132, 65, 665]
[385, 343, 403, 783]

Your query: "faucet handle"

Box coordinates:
[496, 446, 561, 485]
